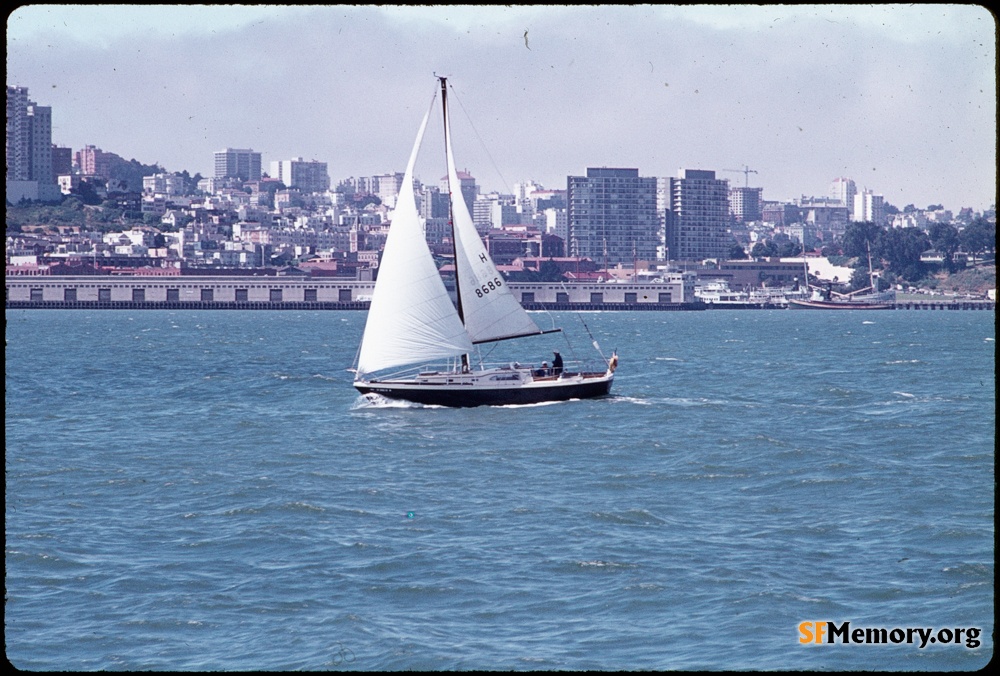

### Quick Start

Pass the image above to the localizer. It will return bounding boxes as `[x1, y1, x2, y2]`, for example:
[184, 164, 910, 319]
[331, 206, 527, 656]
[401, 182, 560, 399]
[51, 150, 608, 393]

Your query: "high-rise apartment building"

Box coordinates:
[472, 195, 495, 232]
[214, 148, 261, 181]
[6, 85, 60, 201]
[7, 85, 32, 181]
[852, 189, 885, 225]
[665, 169, 731, 261]
[729, 186, 763, 222]
[76, 144, 113, 178]
[418, 185, 450, 221]
[440, 169, 477, 217]
[373, 172, 404, 209]
[52, 146, 72, 181]
[830, 176, 857, 208]
[567, 168, 659, 267]
[336, 176, 374, 196]
[6, 85, 50, 183]
[472, 192, 519, 233]
[270, 158, 330, 194]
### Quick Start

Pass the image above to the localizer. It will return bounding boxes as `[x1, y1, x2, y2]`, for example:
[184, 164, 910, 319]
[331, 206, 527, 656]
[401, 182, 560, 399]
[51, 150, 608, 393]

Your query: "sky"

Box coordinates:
[6, 4, 997, 211]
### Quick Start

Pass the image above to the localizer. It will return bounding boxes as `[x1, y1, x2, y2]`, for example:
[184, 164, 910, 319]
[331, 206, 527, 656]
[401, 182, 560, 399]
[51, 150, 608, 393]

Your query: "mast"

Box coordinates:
[866, 240, 876, 292]
[632, 240, 637, 282]
[439, 76, 470, 371]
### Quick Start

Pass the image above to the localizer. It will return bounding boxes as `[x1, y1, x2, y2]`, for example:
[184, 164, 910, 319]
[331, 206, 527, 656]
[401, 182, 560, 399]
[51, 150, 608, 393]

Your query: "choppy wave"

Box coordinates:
[5, 309, 993, 672]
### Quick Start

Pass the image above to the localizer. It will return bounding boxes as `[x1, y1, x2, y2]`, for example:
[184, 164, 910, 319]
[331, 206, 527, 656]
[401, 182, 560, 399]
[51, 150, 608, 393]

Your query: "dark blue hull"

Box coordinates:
[355, 375, 613, 408]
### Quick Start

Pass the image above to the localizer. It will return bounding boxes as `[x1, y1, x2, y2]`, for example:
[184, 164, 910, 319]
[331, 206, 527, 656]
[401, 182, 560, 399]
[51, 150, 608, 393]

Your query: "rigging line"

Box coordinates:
[559, 281, 608, 363]
[531, 297, 578, 363]
[478, 340, 499, 365]
[577, 313, 608, 366]
[559, 324, 580, 366]
[535, 299, 561, 333]
[445, 81, 513, 194]
[577, 312, 604, 359]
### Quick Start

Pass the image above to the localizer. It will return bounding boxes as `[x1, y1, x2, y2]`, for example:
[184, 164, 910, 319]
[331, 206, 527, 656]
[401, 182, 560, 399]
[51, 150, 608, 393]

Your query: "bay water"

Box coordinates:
[5, 309, 994, 670]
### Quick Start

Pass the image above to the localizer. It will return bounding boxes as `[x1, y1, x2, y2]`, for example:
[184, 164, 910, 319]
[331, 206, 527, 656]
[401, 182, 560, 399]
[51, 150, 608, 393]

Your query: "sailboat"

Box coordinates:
[352, 77, 616, 407]
[788, 244, 896, 310]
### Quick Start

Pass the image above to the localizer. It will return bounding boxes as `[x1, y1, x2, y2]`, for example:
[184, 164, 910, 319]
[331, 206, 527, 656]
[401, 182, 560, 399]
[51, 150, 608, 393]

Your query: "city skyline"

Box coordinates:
[7, 4, 996, 212]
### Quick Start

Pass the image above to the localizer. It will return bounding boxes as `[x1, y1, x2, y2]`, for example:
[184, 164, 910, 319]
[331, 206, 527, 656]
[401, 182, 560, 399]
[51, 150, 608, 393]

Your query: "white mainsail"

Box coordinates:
[442, 84, 543, 345]
[356, 99, 473, 375]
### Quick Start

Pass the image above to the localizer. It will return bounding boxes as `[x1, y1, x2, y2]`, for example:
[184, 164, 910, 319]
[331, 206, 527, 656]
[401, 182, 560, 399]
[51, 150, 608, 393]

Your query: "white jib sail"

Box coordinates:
[442, 93, 542, 344]
[356, 98, 473, 376]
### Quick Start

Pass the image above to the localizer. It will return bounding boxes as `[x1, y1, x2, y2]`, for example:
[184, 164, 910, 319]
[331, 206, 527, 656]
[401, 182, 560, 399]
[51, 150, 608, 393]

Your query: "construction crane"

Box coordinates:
[722, 165, 758, 187]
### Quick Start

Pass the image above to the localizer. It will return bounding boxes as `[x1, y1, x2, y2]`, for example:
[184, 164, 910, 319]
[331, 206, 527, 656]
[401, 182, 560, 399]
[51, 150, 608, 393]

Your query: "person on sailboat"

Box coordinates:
[552, 351, 563, 376]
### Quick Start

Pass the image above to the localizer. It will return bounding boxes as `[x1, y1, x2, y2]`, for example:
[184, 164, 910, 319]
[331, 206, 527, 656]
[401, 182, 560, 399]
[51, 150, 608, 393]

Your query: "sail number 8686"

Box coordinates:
[475, 277, 503, 298]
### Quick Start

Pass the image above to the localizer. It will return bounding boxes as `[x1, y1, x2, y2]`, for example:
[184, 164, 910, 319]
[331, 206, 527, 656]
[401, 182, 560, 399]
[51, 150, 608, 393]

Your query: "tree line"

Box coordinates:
[827, 218, 995, 287]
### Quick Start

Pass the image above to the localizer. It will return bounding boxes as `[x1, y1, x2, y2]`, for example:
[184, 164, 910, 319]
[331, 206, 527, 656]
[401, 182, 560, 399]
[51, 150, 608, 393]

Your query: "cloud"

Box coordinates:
[7, 5, 315, 46]
[6, 5, 995, 210]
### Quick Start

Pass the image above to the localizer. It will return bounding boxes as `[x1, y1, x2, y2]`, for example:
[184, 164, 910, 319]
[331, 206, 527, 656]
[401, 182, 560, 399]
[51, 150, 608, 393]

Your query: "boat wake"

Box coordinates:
[351, 393, 437, 409]
[610, 395, 653, 406]
[495, 399, 574, 409]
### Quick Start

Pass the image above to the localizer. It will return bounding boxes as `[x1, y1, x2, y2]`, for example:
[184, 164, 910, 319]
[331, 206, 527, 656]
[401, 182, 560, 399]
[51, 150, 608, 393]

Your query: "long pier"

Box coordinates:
[701, 300, 995, 311]
[4, 300, 370, 311]
[3, 299, 705, 311]
[892, 300, 995, 311]
[5, 299, 993, 311]
[5, 275, 993, 311]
